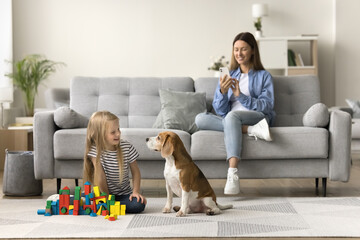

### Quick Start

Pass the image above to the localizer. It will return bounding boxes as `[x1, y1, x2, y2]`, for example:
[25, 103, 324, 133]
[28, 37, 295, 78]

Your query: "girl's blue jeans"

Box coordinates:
[115, 194, 146, 213]
[195, 111, 266, 160]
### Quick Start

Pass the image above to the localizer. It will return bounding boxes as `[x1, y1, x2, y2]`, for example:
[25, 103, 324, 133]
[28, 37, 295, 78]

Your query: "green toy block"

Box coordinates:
[74, 186, 81, 200]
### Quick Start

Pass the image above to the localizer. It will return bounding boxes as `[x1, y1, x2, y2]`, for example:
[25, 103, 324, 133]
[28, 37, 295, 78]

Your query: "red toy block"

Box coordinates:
[73, 200, 80, 216]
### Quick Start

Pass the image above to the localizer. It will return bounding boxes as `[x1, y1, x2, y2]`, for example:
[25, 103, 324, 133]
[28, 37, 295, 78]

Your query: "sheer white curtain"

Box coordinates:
[0, 0, 13, 89]
[0, 0, 13, 127]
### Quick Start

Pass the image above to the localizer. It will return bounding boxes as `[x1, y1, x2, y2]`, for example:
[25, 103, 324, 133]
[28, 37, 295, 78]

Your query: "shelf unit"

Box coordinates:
[257, 36, 318, 76]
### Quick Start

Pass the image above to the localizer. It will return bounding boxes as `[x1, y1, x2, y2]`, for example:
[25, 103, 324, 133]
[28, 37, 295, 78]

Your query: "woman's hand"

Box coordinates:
[129, 192, 147, 204]
[220, 75, 233, 94]
[231, 79, 241, 97]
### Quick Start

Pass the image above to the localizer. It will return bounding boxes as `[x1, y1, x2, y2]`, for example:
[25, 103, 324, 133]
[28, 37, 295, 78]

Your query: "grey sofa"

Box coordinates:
[34, 75, 352, 196]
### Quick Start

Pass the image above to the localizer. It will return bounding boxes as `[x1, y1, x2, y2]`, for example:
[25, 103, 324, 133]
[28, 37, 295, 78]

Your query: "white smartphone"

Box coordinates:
[219, 67, 230, 79]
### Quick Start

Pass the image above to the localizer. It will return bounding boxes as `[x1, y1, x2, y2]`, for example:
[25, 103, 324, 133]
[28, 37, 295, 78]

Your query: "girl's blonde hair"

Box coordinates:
[229, 32, 265, 71]
[83, 111, 124, 184]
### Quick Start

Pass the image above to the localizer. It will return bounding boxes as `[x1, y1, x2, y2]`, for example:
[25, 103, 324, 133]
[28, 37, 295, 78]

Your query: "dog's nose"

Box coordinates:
[146, 138, 149, 142]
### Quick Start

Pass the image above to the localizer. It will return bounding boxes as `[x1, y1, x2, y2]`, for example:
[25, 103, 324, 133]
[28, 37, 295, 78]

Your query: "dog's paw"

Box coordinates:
[176, 210, 186, 217]
[206, 209, 215, 215]
[162, 207, 171, 213]
[173, 206, 180, 212]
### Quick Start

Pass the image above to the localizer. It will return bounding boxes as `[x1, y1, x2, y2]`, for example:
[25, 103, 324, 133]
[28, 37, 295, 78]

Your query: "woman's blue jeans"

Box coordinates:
[115, 194, 146, 213]
[195, 111, 266, 160]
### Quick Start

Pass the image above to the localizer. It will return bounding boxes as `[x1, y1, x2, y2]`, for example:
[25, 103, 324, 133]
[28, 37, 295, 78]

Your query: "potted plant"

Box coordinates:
[254, 17, 262, 38]
[208, 56, 229, 77]
[6, 54, 65, 116]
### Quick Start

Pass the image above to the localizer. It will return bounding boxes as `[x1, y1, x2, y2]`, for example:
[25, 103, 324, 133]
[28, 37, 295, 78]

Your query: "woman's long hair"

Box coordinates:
[229, 32, 265, 71]
[83, 111, 124, 184]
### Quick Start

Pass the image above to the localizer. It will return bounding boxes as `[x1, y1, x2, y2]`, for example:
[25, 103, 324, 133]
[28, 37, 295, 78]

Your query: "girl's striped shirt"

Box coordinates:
[88, 139, 139, 195]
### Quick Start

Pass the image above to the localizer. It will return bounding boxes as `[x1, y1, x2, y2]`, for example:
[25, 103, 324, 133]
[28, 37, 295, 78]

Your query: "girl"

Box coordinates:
[83, 111, 146, 213]
[195, 32, 275, 195]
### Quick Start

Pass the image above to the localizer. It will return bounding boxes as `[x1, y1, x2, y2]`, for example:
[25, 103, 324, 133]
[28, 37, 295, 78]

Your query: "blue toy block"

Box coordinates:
[44, 212, 52, 216]
[37, 209, 45, 215]
[85, 195, 91, 205]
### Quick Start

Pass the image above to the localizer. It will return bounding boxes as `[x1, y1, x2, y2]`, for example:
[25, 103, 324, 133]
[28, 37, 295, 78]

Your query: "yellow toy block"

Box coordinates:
[104, 215, 109, 219]
[97, 206, 103, 215]
[121, 204, 126, 215]
[69, 205, 74, 210]
[93, 186, 100, 197]
[114, 202, 120, 215]
[109, 203, 120, 215]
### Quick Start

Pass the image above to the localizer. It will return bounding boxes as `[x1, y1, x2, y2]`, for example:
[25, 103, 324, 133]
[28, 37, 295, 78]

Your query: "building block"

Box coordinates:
[74, 186, 81, 200]
[121, 205, 126, 215]
[84, 181, 91, 195]
[73, 200, 79, 216]
[37, 209, 45, 215]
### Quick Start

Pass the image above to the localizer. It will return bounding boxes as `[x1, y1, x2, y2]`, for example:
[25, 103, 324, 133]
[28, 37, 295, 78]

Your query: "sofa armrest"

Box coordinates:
[328, 110, 352, 181]
[33, 111, 57, 179]
[329, 106, 353, 117]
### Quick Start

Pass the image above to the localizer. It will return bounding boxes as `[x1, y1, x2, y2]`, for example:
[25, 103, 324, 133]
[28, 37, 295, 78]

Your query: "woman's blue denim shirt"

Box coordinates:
[212, 67, 276, 125]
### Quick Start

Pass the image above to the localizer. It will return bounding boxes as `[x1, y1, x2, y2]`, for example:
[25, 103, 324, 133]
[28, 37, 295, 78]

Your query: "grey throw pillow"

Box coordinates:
[54, 106, 89, 129]
[345, 99, 360, 118]
[153, 89, 207, 134]
[303, 103, 329, 127]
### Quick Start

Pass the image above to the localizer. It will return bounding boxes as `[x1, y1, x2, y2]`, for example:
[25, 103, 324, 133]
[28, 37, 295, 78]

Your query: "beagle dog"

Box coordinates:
[146, 131, 232, 217]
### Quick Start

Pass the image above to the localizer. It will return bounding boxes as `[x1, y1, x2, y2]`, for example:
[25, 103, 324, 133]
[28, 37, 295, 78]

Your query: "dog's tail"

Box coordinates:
[217, 203, 233, 210]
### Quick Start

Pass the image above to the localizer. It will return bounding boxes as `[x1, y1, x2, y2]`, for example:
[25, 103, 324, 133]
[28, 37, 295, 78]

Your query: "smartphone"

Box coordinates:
[219, 67, 230, 79]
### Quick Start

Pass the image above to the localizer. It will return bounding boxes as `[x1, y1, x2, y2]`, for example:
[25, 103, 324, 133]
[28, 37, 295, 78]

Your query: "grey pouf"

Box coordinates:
[2, 150, 43, 196]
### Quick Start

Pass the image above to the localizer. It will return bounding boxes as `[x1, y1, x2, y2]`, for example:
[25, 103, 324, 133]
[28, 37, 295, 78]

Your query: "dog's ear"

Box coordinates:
[161, 134, 174, 158]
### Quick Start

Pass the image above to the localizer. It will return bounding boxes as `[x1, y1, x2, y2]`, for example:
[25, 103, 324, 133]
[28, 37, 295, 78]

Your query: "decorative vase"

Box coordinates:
[255, 30, 262, 38]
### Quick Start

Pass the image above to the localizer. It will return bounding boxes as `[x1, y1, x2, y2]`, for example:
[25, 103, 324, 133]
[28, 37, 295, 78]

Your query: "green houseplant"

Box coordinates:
[6, 54, 65, 116]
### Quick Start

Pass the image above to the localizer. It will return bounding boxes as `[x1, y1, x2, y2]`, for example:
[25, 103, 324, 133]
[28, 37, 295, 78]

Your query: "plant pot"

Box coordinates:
[255, 30, 262, 38]
[213, 71, 220, 78]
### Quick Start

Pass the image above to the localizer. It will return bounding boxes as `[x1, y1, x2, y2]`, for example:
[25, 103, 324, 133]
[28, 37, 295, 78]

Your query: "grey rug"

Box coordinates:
[1, 196, 360, 238]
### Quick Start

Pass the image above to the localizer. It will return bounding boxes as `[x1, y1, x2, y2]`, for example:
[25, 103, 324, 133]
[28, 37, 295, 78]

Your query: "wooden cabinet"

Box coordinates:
[0, 128, 33, 170]
[257, 36, 318, 76]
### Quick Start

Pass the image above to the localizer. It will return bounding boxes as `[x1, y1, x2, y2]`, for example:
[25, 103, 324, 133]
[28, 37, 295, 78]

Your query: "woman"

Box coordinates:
[195, 32, 275, 195]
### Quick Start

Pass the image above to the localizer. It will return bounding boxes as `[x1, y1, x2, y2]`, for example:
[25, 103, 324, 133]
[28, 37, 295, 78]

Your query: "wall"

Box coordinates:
[335, 0, 360, 106]
[12, 0, 335, 109]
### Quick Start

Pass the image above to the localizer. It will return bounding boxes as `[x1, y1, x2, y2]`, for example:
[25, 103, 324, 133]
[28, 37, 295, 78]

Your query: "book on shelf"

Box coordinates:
[288, 49, 304, 67]
[295, 53, 304, 66]
[288, 49, 296, 66]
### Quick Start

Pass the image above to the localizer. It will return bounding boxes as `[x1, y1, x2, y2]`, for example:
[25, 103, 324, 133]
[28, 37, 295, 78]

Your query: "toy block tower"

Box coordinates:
[73, 186, 82, 215]
[59, 186, 70, 215]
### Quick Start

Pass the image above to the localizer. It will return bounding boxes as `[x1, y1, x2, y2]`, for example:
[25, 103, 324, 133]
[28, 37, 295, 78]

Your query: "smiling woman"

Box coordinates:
[195, 32, 275, 195]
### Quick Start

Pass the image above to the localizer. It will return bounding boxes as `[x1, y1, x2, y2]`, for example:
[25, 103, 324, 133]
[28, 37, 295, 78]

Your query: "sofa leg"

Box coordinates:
[57, 178, 61, 193]
[315, 178, 319, 189]
[75, 179, 79, 186]
[322, 178, 327, 197]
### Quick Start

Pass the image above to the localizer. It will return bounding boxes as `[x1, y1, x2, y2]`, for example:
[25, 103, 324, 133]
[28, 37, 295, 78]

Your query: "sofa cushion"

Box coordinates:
[153, 89, 207, 134]
[191, 127, 329, 160]
[54, 106, 89, 129]
[303, 103, 329, 127]
[70, 77, 195, 128]
[54, 128, 191, 160]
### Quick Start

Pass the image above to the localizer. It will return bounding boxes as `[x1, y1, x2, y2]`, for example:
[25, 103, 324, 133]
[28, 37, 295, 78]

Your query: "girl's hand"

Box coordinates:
[130, 192, 147, 205]
[220, 75, 233, 94]
[231, 79, 241, 97]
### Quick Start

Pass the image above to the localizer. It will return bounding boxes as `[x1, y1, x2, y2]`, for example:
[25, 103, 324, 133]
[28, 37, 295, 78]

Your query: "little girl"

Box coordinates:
[83, 111, 146, 213]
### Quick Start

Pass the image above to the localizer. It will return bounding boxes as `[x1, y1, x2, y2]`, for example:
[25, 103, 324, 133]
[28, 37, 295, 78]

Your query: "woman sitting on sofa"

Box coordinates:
[195, 32, 275, 195]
